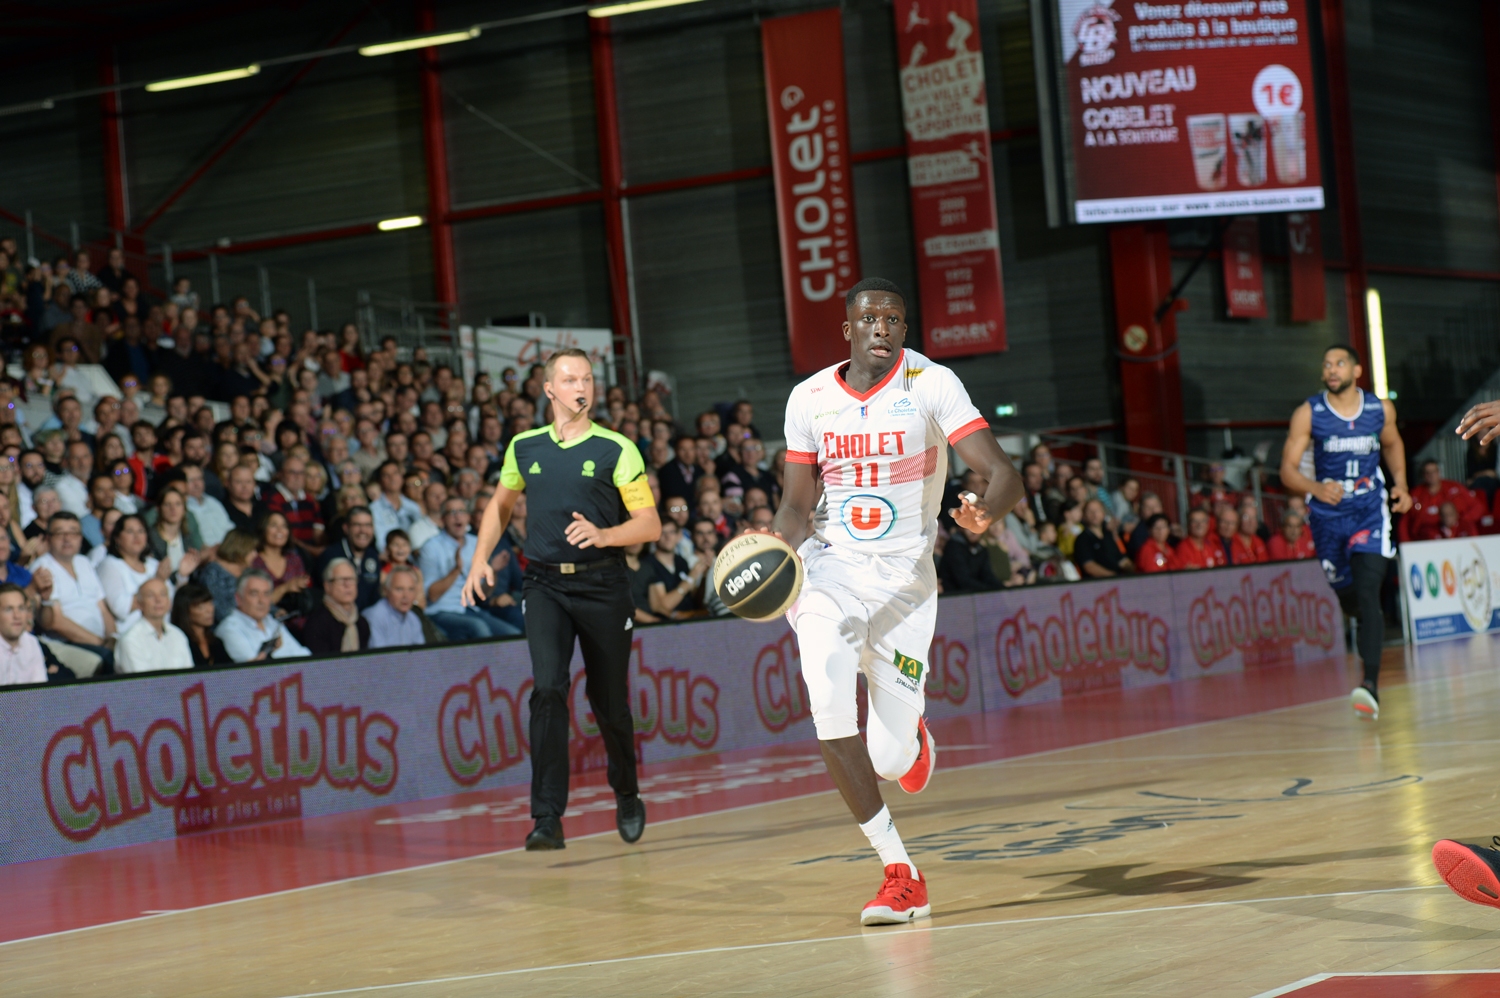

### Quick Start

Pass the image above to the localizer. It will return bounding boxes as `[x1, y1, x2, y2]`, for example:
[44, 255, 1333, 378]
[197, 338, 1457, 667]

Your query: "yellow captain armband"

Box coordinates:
[618, 477, 654, 511]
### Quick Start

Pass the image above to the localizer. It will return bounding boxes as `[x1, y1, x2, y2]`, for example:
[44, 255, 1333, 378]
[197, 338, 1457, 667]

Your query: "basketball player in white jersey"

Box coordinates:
[773, 278, 1024, 924]
[1431, 397, 1500, 910]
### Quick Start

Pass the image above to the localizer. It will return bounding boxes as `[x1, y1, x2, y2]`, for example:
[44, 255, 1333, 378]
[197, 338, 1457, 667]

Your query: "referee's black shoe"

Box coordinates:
[617, 795, 646, 844]
[525, 816, 565, 851]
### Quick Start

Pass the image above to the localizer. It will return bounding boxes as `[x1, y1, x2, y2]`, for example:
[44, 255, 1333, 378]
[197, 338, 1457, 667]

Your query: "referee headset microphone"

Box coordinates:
[544, 355, 593, 423]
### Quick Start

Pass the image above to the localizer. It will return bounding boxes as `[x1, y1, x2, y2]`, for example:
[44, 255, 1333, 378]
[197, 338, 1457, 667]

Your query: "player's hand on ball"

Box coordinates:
[460, 563, 495, 608]
[565, 511, 605, 549]
[952, 491, 993, 532]
[1389, 484, 1413, 514]
[1313, 480, 1344, 506]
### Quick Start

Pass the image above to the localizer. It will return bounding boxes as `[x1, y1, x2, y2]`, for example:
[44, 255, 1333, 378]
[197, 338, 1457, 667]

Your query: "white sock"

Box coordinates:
[859, 805, 916, 877]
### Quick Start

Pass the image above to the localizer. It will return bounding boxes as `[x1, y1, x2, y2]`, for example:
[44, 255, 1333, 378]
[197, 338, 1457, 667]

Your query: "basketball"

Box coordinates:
[712, 532, 804, 621]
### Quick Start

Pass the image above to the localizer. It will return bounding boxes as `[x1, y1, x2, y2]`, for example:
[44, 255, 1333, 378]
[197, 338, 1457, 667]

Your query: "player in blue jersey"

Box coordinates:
[1279, 345, 1410, 721]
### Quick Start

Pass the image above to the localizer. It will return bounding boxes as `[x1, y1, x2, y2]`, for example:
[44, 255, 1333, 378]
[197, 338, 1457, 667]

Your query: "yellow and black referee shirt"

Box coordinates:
[500, 423, 655, 565]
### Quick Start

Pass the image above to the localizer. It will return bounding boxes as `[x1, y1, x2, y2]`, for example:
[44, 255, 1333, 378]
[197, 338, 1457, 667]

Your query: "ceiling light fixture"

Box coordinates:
[145, 65, 261, 93]
[1365, 288, 1389, 400]
[588, 0, 708, 17]
[0, 99, 54, 117]
[377, 216, 424, 231]
[358, 27, 481, 57]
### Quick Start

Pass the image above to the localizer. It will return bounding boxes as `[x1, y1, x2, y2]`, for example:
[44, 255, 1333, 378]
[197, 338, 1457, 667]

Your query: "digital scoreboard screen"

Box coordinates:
[1049, 0, 1324, 223]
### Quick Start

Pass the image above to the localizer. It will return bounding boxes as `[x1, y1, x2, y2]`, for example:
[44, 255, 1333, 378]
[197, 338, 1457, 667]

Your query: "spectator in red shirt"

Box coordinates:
[1434, 501, 1476, 539]
[1134, 514, 1177, 573]
[1174, 508, 1227, 570]
[1399, 460, 1481, 543]
[1268, 510, 1316, 561]
[263, 456, 325, 560]
[1228, 504, 1269, 564]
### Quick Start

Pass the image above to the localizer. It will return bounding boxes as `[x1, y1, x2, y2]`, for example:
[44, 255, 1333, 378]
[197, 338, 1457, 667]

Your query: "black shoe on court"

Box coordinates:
[1350, 682, 1379, 721]
[1433, 837, 1500, 910]
[617, 795, 646, 844]
[525, 816, 566, 851]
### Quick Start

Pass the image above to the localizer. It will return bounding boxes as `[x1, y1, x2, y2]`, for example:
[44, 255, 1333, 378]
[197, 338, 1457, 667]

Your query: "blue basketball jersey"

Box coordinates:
[1307, 389, 1386, 509]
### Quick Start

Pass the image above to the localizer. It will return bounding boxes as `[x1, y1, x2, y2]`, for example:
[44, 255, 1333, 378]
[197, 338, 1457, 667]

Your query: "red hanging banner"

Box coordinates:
[893, 0, 1007, 358]
[1222, 216, 1267, 318]
[1287, 211, 1326, 321]
[762, 8, 861, 375]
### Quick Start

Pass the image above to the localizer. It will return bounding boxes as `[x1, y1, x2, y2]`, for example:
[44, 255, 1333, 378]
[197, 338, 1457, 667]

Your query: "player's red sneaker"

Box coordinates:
[1433, 838, 1500, 910]
[860, 863, 930, 926]
[898, 717, 936, 794]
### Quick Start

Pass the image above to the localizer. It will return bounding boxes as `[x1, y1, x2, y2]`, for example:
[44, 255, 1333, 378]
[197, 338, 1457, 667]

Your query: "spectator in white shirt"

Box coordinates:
[97, 513, 183, 626]
[0, 583, 46, 686]
[370, 460, 420, 549]
[53, 440, 93, 518]
[115, 578, 193, 673]
[34, 511, 116, 672]
[182, 464, 233, 547]
[406, 480, 446, 553]
[214, 568, 310, 663]
[363, 564, 427, 649]
[54, 342, 97, 407]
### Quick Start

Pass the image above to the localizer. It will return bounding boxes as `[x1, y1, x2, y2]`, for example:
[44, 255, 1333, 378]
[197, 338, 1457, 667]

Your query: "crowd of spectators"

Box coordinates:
[0, 242, 580, 686]
[1395, 457, 1498, 542]
[931, 443, 1318, 596]
[2, 242, 1470, 686]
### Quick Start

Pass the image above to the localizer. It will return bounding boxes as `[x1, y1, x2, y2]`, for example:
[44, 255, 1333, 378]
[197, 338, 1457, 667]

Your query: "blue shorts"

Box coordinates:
[1308, 497, 1393, 590]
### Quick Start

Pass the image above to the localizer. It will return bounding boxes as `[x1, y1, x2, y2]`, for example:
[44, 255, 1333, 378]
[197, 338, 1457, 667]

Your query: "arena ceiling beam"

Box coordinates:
[129, 6, 374, 237]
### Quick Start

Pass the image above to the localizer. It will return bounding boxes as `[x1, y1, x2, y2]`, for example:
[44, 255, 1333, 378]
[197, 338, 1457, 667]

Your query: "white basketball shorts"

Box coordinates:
[789, 541, 936, 765]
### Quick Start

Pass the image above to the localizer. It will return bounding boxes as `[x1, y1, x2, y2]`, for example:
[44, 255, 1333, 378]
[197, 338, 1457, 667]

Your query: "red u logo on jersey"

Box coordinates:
[841, 494, 897, 540]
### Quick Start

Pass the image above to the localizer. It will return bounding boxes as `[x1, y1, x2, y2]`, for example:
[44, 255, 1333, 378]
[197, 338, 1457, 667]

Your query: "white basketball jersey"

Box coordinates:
[783, 348, 988, 558]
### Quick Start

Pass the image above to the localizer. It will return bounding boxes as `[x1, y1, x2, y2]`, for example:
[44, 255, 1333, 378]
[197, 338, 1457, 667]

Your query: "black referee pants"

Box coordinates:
[522, 562, 639, 820]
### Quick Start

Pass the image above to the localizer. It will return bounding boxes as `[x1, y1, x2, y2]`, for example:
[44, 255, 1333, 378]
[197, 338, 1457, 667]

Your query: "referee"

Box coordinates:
[463, 348, 661, 851]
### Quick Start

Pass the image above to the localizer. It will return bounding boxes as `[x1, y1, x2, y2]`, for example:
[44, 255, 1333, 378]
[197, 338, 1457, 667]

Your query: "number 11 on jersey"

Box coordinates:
[852, 462, 880, 487]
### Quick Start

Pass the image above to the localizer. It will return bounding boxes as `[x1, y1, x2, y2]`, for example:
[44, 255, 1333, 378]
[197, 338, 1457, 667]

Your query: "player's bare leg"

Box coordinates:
[820, 735, 885, 823]
[820, 733, 930, 925]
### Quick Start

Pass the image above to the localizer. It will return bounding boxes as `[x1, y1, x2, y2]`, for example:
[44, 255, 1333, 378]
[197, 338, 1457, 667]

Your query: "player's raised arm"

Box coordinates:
[773, 459, 818, 551]
[1280, 401, 1340, 505]
[952, 431, 1025, 533]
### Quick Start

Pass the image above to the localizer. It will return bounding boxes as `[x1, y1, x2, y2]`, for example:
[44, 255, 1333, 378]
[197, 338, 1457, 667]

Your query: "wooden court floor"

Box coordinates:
[8, 638, 1500, 998]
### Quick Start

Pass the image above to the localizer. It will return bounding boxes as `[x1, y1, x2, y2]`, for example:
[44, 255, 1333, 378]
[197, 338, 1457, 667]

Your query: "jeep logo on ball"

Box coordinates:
[725, 561, 764, 598]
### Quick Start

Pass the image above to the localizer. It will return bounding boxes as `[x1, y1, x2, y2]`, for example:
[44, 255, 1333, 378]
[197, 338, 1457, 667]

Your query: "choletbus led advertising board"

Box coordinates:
[1045, 0, 1324, 223]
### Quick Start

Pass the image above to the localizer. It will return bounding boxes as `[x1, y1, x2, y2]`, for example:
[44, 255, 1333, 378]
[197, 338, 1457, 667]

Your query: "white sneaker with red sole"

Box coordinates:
[860, 863, 931, 926]
[898, 718, 937, 794]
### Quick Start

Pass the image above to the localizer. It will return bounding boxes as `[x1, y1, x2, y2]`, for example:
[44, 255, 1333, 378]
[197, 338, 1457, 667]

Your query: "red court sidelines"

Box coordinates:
[0, 658, 1362, 945]
[1260, 972, 1500, 997]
